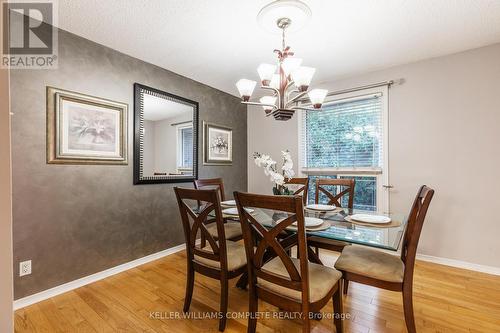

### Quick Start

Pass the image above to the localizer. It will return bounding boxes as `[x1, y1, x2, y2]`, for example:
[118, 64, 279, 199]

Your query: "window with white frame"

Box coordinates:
[177, 124, 193, 173]
[299, 87, 389, 211]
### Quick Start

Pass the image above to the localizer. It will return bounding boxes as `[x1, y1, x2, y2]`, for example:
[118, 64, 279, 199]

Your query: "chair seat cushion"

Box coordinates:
[194, 241, 247, 271]
[206, 222, 242, 240]
[258, 257, 342, 303]
[334, 245, 404, 283]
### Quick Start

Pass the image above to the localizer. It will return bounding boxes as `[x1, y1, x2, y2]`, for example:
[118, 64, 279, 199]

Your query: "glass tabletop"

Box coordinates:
[221, 207, 407, 251]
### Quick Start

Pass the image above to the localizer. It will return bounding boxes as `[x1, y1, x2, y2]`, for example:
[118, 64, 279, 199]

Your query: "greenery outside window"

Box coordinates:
[300, 87, 389, 211]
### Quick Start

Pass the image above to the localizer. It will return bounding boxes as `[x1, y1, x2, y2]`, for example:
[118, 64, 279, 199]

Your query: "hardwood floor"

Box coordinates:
[14, 250, 500, 333]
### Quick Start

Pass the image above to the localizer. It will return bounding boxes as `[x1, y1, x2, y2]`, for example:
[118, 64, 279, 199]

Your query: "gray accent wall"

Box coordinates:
[11, 29, 247, 299]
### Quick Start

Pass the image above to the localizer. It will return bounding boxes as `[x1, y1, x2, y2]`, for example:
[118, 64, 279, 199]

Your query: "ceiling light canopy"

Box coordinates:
[257, 0, 312, 34]
[236, 0, 327, 121]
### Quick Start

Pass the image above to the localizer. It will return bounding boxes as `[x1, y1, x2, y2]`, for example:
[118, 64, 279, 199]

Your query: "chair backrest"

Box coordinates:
[234, 192, 311, 300]
[315, 178, 356, 208]
[284, 177, 309, 205]
[194, 178, 226, 201]
[400, 185, 434, 282]
[174, 187, 228, 270]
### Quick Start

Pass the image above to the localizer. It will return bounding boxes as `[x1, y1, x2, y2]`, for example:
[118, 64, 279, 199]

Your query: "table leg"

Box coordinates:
[236, 271, 248, 290]
[307, 244, 323, 265]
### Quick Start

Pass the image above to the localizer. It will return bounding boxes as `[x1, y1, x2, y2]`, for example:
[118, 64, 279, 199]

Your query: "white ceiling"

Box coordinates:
[56, 0, 500, 97]
[143, 94, 192, 121]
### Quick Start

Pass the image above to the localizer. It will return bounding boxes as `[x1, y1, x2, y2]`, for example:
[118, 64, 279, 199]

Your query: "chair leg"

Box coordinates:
[236, 271, 248, 290]
[333, 284, 344, 333]
[302, 313, 311, 333]
[343, 279, 349, 294]
[219, 277, 228, 331]
[201, 233, 206, 248]
[403, 283, 416, 333]
[247, 286, 258, 333]
[183, 264, 194, 313]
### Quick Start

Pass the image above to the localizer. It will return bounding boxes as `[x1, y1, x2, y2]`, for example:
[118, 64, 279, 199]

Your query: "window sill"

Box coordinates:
[301, 167, 382, 175]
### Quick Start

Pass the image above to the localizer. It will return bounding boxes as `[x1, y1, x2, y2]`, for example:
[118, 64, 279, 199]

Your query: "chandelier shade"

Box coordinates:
[308, 89, 328, 108]
[257, 63, 277, 85]
[236, 79, 257, 101]
[269, 74, 280, 89]
[281, 57, 303, 77]
[291, 66, 316, 92]
[260, 96, 277, 112]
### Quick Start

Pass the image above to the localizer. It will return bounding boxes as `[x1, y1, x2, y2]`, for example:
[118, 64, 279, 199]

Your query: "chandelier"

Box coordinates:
[235, 0, 327, 121]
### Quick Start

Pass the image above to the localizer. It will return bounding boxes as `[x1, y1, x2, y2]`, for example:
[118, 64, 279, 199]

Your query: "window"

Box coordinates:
[300, 87, 389, 211]
[177, 125, 193, 172]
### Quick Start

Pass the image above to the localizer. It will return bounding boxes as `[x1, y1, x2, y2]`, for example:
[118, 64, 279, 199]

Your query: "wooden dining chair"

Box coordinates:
[194, 177, 226, 201]
[334, 185, 434, 333]
[284, 177, 309, 205]
[234, 192, 344, 333]
[194, 178, 243, 241]
[308, 178, 356, 254]
[315, 178, 355, 208]
[174, 187, 247, 331]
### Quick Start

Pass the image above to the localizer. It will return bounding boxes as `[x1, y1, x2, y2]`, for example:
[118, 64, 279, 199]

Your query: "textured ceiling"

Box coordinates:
[56, 0, 500, 96]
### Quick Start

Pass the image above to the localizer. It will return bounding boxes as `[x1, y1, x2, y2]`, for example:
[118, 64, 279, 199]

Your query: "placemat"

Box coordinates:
[286, 220, 332, 232]
[344, 216, 401, 228]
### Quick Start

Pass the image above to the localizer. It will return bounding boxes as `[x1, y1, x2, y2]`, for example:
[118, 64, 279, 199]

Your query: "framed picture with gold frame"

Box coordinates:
[46, 87, 128, 164]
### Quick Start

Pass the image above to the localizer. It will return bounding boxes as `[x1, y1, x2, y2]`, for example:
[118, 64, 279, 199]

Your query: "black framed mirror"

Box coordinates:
[133, 83, 198, 184]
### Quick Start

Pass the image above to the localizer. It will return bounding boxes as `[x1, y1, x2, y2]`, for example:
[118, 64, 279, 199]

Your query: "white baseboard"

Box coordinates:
[416, 254, 500, 276]
[13, 243, 187, 310]
[13, 243, 500, 311]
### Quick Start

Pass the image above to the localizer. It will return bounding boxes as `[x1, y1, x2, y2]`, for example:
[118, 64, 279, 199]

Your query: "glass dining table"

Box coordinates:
[211, 205, 407, 289]
[222, 207, 408, 252]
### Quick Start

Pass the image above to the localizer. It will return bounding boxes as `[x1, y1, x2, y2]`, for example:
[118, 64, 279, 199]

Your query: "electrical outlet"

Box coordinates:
[19, 260, 32, 277]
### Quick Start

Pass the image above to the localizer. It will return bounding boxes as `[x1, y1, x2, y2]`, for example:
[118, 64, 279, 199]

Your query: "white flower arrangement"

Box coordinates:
[210, 135, 228, 153]
[253, 150, 295, 194]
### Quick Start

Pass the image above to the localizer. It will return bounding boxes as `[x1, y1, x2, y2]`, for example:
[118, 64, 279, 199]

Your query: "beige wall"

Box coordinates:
[248, 111, 300, 195]
[0, 66, 14, 330]
[248, 43, 500, 268]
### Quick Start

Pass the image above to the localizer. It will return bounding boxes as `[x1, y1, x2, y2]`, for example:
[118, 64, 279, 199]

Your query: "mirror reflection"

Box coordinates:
[142, 93, 194, 178]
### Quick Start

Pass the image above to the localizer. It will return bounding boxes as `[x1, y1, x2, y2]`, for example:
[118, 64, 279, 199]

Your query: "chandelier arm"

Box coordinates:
[261, 86, 281, 107]
[285, 91, 308, 108]
[241, 101, 278, 110]
[261, 86, 279, 94]
[290, 106, 317, 111]
[284, 81, 294, 100]
[285, 88, 296, 105]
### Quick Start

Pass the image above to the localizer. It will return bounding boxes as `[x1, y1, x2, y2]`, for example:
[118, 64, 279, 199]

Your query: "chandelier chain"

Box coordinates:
[282, 26, 286, 53]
